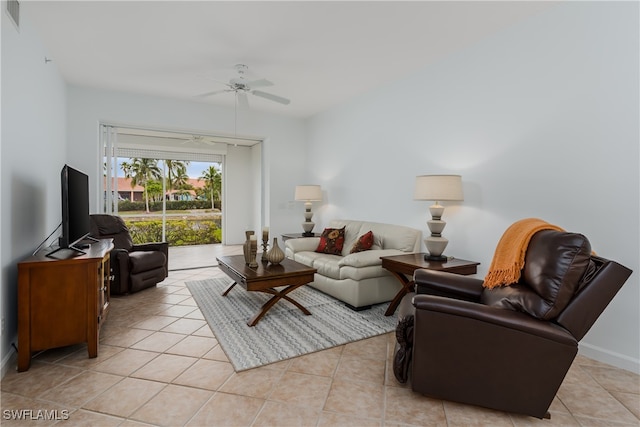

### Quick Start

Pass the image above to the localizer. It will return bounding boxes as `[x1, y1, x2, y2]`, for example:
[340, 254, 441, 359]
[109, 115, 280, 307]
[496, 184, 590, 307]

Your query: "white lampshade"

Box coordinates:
[414, 175, 464, 201]
[295, 185, 323, 201]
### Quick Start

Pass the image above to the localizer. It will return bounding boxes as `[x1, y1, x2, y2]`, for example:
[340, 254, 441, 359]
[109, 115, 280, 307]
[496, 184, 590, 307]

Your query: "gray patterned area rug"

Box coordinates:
[186, 278, 397, 371]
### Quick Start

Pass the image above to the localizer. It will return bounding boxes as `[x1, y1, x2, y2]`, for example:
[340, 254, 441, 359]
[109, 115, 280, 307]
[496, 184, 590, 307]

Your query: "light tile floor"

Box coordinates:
[1, 244, 639, 426]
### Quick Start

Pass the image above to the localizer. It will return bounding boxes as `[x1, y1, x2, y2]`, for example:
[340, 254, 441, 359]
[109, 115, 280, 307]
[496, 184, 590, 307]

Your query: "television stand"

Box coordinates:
[17, 238, 114, 371]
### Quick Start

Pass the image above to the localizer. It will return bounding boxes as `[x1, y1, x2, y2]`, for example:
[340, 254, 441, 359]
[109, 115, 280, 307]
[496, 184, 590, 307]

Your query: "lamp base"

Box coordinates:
[301, 220, 315, 236]
[424, 254, 448, 262]
[302, 231, 315, 237]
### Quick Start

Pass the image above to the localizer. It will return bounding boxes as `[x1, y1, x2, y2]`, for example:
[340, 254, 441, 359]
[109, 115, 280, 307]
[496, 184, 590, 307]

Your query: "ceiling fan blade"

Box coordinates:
[251, 90, 291, 105]
[197, 73, 233, 86]
[247, 78, 273, 88]
[196, 88, 231, 98]
[238, 92, 250, 110]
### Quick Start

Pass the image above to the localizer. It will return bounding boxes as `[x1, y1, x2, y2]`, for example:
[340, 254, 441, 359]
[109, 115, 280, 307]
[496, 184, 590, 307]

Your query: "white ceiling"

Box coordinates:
[24, 1, 556, 119]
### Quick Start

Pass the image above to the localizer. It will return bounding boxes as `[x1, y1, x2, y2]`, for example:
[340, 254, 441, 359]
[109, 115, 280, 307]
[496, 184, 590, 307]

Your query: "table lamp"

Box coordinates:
[295, 185, 323, 236]
[414, 174, 464, 261]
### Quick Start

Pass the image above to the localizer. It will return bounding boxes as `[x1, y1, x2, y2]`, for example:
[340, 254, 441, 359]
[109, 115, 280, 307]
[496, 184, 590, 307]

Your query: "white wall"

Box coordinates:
[1, 7, 68, 375]
[223, 144, 257, 244]
[306, 2, 639, 372]
[66, 87, 308, 244]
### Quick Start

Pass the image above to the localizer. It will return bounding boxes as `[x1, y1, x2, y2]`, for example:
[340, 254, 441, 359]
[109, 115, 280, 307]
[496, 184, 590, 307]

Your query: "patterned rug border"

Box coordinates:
[186, 278, 397, 371]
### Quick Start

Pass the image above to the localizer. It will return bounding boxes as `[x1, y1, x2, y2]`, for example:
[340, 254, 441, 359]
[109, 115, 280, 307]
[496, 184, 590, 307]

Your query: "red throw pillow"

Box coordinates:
[315, 227, 346, 255]
[350, 231, 374, 253]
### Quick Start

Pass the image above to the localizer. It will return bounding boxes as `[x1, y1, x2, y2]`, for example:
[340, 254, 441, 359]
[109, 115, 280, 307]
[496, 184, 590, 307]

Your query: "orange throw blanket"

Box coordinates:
[483, 218, 564, 289]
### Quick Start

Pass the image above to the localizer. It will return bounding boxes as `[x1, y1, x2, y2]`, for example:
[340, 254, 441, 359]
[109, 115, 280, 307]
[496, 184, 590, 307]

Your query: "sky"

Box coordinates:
[186, 161, 220, 179]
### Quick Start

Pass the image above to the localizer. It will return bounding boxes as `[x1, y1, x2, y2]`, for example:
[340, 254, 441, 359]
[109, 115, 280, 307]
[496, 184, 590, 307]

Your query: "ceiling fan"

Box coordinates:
[181, 135, 216, 146]
[197, 64, 291, 108]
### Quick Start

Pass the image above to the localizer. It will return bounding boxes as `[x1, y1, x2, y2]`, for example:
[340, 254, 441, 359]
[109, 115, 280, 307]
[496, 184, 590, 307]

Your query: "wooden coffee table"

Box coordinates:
[216, 255, 317, 326]
[381, 253, 480, 316]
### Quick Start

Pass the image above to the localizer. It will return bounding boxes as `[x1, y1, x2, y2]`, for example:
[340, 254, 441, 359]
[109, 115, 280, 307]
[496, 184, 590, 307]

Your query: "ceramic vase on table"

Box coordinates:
[265, 238, 285, 265]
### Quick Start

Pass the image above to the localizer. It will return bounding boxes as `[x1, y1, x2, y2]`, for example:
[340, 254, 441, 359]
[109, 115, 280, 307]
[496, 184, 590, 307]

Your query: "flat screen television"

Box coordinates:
[48, 164, 91, 256]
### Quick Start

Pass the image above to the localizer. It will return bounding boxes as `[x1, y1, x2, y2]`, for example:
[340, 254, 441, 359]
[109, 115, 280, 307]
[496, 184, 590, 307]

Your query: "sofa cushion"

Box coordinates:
[481, 230, 592, 320]
[292, 250, 327, 268]
[350, 231, 374, 253]
[316, 227, 346, 255]
[313, 255, 344, 279]
[339, 265, 388, 281]
[339, 249, 403, 268]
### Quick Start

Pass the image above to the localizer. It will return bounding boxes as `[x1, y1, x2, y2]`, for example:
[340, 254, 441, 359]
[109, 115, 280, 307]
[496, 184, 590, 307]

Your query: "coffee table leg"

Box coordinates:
[280, 294, 311, 316]
[385, 272, 414, 316]
[247, 283, 311, 327]
[221, 281, 237, 296]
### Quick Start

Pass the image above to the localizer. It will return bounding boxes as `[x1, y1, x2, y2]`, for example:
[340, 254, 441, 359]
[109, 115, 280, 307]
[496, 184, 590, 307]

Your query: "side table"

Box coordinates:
[281, 233, 319, 242]
[381, 253, 480, 316]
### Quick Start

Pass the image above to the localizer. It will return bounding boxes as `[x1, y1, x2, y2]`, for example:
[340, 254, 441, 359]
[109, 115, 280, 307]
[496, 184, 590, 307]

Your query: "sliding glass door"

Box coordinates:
[101, 125, 224, 256]
[100, 124, 263, 270]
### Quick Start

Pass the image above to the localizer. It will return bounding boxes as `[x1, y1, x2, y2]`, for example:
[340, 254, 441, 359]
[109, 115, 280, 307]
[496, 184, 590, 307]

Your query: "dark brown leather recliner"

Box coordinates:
[90, 214, 168, 294]
[393, 229, 632, 419]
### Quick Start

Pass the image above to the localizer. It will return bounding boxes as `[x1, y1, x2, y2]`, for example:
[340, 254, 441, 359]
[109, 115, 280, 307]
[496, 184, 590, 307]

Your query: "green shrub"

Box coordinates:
[118, 200, 220, 212]
[118, 200, 145, 212]
[124, 218, 221, 246]
[126, 220, 164, 243]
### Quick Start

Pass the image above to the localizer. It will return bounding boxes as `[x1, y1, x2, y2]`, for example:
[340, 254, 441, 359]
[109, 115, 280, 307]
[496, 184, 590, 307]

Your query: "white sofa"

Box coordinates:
[285, 219, 421, 309]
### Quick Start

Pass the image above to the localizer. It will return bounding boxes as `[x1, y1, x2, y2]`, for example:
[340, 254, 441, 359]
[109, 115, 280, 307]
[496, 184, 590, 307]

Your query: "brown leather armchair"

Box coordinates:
[90, 214, 168, 294]
[393, 229, 632, 419]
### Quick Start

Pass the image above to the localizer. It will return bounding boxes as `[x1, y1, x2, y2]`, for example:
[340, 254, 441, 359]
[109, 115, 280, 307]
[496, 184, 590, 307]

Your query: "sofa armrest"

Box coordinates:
[285, 237, 320, 254]
[414, 269, 484, 302]
[339, 249, 405, 268]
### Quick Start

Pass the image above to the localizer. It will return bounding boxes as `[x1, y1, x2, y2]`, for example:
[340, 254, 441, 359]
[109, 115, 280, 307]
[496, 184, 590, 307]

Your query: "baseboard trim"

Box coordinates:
[1, 346, 17, 379]
[579, 342, 640, 374]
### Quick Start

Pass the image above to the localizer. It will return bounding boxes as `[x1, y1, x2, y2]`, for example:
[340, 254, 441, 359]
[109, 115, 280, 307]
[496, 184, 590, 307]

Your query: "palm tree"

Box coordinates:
[199, 165, 222, 209]
[122, 158, 162, 213]
[165, 160, 190, 199]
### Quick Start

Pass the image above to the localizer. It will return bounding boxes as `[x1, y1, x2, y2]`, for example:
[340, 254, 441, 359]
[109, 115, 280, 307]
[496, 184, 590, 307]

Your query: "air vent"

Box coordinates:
[6, 0, 19, 30]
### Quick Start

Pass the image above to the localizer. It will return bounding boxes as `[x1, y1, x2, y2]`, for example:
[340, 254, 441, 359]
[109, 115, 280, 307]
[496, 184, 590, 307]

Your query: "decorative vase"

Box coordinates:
[243, 230, 254, 265]
[265, 238, 285, 265]
[261, 228, 269, 263]
[248, 237, 258, 268]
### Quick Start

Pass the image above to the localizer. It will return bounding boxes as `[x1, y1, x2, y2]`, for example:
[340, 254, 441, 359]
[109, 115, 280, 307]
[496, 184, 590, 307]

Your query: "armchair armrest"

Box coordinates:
[110, 248, 130, 294]
[112, 248, 130, 259]
[132, 241, 168, 253]
[414, 269, 484, 302]
[412, 295, 576, 345]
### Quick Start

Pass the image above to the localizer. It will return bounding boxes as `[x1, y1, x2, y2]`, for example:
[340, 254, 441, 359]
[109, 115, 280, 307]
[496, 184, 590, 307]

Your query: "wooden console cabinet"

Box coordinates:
[17, 239, 114, 371]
